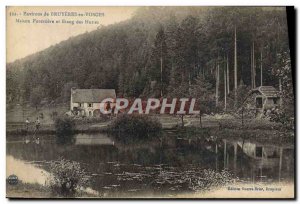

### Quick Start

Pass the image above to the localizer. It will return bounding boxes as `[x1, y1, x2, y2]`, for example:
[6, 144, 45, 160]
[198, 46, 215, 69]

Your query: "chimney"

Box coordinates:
[71, 87, 77, 94]
[70, 87, 77, 111]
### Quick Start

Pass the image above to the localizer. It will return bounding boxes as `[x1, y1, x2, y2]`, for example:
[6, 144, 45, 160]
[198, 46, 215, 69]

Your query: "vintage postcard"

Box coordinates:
[6, 6, 295, 199]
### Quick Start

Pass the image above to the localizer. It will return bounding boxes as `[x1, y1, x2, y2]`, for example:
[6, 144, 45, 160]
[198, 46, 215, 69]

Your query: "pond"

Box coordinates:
[6, 132, 294, 197]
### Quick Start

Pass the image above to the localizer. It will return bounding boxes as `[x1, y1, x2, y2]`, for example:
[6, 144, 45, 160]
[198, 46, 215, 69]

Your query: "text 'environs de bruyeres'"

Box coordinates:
[22, 11, 104, 17]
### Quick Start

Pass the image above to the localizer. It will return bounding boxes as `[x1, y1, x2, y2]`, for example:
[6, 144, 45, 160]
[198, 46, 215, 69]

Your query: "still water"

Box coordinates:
[6, 132, 294, 197]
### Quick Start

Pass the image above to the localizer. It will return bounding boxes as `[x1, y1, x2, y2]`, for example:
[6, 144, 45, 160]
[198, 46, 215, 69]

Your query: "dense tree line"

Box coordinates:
[7, 7, 292, 114]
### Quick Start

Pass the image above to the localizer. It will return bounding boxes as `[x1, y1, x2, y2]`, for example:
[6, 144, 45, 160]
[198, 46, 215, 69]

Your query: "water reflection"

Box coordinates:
[75, 134, 114, 146]
[6, 132, 294, 196]
[222, 139, 294, 184]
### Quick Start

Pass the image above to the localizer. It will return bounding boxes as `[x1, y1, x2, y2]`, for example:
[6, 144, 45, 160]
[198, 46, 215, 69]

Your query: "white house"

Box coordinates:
[70, 88, 116, 117]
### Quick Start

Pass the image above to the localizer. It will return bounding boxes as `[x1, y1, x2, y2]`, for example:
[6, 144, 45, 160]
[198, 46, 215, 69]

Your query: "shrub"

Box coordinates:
[267, 108, 294, 130]
[54, 117, 75, 144]
[48, 158, 90, 196]
[110, 114, 162, 142]
[190, 169, 234, 191]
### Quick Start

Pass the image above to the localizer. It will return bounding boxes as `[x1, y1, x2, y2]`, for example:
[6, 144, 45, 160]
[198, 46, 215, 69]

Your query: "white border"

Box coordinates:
[1, 1, 298, 204]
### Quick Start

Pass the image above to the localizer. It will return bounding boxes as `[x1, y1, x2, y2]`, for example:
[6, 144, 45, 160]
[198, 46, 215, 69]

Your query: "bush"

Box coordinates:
[110, 114, 162, 142]
[48, 158, 90, 196]
[190, 169, 234, 191]
[267, 108, 294, 130]
[54, 117, 75, 144]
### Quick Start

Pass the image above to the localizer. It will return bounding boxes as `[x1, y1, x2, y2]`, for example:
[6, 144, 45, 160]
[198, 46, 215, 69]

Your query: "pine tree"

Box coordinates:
[148, 26, 170, 97]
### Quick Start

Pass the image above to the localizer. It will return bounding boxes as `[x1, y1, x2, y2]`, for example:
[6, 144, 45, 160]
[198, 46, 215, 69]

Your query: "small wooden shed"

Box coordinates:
[251, 86, 281, 112]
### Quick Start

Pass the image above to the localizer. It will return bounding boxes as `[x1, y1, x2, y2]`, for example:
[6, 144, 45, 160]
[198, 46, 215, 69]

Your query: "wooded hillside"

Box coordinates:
[7, 7, 292, 113]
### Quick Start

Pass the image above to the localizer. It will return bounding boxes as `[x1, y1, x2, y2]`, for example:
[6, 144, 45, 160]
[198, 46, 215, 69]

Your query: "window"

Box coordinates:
[73, 107, 79, 115]
[88, 103, 93, 107]
[79, 103, 82, 107]
[256, 97, 263, 108]
[256, 146, 263, 158]
[273, 98, 278, 105]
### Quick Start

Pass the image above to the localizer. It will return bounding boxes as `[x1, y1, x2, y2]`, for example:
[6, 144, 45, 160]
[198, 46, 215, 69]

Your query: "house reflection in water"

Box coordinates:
[75, 134, 115, 146]
[222, 139, 294, 184]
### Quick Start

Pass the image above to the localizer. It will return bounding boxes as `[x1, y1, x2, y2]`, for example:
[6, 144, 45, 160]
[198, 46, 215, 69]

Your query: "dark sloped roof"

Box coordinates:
[72, 89, 116, 103]
[253, 86, 280, 97]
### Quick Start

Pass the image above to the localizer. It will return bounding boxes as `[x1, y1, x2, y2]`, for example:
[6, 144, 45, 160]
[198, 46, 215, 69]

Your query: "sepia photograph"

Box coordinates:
[6, 6, 295, 199]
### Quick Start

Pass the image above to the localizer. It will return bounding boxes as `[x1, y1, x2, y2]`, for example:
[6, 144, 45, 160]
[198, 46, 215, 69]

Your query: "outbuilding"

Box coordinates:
[251, 86, 281, 113]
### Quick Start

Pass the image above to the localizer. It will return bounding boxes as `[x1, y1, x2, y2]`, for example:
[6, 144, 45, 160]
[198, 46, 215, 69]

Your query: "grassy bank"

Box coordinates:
[218, 118, 289, 130]
[6, 181, 100, 198]
[6, 181, 51, 198]
[167, 126, 294, 146]
[6, 121, 110, 136]
[6, 127, 109, 137]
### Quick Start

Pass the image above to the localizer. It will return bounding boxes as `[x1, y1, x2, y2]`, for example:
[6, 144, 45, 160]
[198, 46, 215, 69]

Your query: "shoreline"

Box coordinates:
[6, 126, 294, 146]
[7, 181, 294, 199]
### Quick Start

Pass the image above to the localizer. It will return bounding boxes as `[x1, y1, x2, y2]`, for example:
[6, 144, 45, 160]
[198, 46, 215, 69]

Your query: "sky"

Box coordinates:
[6, 6, 138, 63]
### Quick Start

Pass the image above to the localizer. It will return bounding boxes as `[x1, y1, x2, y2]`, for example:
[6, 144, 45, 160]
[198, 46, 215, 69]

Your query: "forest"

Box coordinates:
[6, 7, 293, 115]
